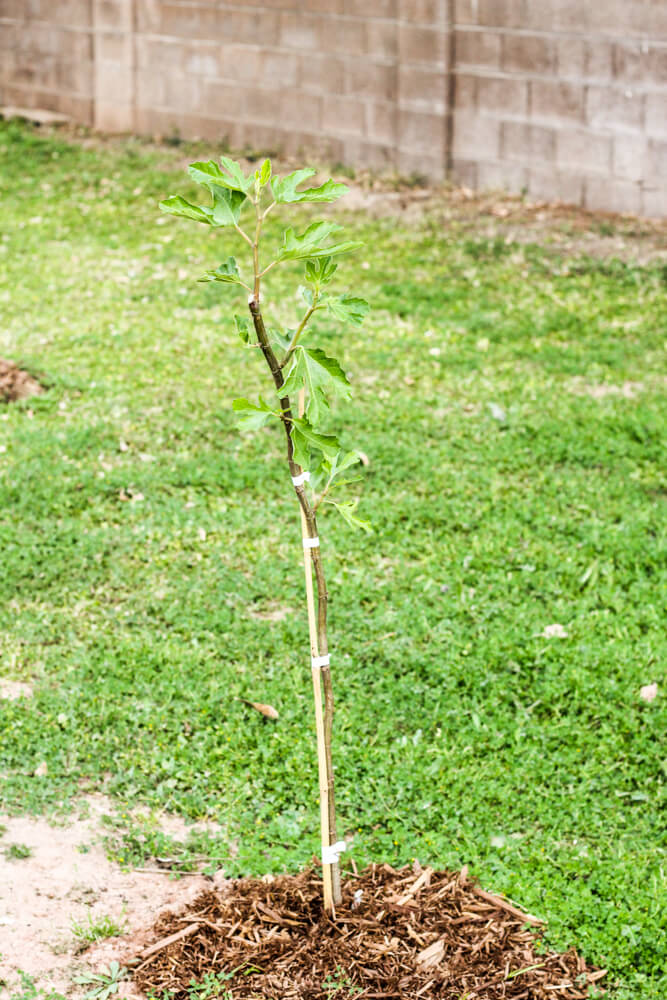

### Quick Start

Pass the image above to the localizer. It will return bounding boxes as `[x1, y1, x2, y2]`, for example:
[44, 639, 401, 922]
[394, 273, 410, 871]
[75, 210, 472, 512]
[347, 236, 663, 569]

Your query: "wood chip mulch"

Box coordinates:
[132, 864, 606, 999]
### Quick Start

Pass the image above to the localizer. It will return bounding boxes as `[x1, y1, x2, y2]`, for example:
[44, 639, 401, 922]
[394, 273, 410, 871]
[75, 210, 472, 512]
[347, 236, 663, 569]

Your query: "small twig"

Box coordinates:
[472, 886, 544, 925]
[131, 867, 207, 876]
[138, 921, 200, 960]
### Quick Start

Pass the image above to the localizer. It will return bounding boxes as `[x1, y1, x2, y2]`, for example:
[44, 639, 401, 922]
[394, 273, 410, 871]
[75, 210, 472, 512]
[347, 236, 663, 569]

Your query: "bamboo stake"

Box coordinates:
[299, 389, 334, 915]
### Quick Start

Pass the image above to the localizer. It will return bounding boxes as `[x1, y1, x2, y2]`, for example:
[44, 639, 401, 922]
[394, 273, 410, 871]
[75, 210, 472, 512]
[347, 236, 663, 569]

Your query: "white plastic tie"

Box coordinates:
[322, 840, 347, 866]
[303, 536, 320, 549]
[311, 653, 330, 669]
[291, 470, 310, 487]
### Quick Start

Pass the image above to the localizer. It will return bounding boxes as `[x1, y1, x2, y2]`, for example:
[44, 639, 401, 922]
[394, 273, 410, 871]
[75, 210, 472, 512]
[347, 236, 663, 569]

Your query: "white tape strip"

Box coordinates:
[303, 536, 320, 549]
[322, 840, 347, 866]
[291, 470, 310, 486]
[311, 653, 330, 669]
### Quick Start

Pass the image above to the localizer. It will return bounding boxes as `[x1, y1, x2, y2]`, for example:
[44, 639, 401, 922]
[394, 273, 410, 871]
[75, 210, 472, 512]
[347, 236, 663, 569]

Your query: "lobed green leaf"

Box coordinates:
[232, 397, 277, 430]
[198, 256, 244, 285]
[290, 417, 341, 469]
[326, 294, 370, 326]
[282, 347, 351, 425]
[277, 221, 362, 262]
[159, 195, 213, 225]
[327, 499, 371, 532]
[272, 169, 348, 204]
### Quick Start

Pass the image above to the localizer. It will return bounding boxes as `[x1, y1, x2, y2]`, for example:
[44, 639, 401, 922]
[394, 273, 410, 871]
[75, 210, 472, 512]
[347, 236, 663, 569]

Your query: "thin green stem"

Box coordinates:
[234, 223, 253, 248]
[281, 292, 320, 368]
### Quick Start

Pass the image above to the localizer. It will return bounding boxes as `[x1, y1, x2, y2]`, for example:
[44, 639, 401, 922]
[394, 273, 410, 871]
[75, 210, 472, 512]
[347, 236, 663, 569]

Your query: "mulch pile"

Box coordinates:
[132, 864, 606, 999]
[0, 359, 43, 402]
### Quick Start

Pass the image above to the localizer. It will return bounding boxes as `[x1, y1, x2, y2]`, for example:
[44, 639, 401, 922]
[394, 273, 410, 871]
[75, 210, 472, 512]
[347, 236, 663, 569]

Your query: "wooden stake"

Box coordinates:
[299, 389, 334, 916]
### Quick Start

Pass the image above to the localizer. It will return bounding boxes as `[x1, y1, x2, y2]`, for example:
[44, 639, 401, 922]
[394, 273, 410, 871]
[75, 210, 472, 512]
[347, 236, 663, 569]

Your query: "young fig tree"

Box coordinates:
[160, 157, 370, 914]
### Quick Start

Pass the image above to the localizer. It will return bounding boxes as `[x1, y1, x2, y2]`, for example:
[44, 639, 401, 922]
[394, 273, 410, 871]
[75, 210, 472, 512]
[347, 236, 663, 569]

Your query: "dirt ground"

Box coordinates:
[0, 795, 217, 996]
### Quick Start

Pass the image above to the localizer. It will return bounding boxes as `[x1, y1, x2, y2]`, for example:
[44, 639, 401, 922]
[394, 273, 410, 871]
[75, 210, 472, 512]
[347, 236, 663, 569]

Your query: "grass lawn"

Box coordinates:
[0, 121, 665, 997]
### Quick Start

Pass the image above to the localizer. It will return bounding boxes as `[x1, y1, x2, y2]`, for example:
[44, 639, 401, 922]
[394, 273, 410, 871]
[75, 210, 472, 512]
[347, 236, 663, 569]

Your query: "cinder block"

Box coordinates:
[398, 65, 445, 111]
[452, 109, 500, 159]
[613, 134, 647, 181]
[346, 0, 392, 16]
[526, 166, 584, 206]
[260, 49, 299, 87]
[455, 0, 480, 26]
[476, 158, 527, 192]
[343, 138, 394, 171]
[199, 78, 239, 115]
[95, 61, 133, 104]
[224, 10, 279, 46]
[453, 72, 477, 110]
[217, 45, 260, 82]
[184, 47, 220, 79]
[135, 0, 161, 32]
[585, 40, 613, 80]
[556, 127, 612, 174]
[645, 93, 667, 138]
[586, 86, 643, 133]
[137, 38, 184, 73]
[399, 24, 446, 66]
[477, 0, 524, 29]
[397, 148, 445, 177]
[94, 99, 133, 132]
[477, 74, 527, 115]
[556, 37, 585, 80]
[647, 46, 667, 85]
[96, 30, 132, 66]
[398, 0, 442, 24]
[397, 107, 445, 155]
[241, 86, 282, 124]
[552, 0, 590, 31]
[93, 0, 132, 32]
[327, 18, 369, 56]
[136, 69, 164, 108]
[299, 52, 345, 93]
[322, 93, 365, 135]
[280, 90, 322, 130]
[647, 138, 667, 180]
[641, 185, 667, 219]
[501, 120, 556, 163]
[280, 12, 321, 50]
[502, 33, 555, 75]
[450, 158, 477, 191]
[613, 42, 647, 84]
[306, 0, 344, 12]
[366, 20, 398, 60]
[59, 58, 93, 94]
[365, 99, 396, 145]
[588, 0, 645, 35]
[346, 60, 397, 100]
[455, 29, 501, 69]
[530, 80, 584, 124]
[451, 157, 478, 189]
[584, 177, 641, 215]
[162, 73, 202, 111]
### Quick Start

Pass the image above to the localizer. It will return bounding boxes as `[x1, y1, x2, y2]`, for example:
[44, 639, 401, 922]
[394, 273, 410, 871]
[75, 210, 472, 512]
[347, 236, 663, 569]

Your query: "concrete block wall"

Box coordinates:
[452, 0, 667, 216]
[0, 1, 665, 216]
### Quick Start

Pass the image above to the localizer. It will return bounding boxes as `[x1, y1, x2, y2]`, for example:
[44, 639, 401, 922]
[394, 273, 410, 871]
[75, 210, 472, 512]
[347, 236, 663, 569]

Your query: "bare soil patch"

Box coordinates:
[132, 864, 605, 1000]
[0, 359, 44, 403]
[0, 796, 210, 994]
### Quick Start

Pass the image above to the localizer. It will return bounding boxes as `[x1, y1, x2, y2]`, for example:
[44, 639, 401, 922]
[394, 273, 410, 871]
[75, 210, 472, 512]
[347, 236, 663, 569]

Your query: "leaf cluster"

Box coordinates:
[161, 155, 371, 528]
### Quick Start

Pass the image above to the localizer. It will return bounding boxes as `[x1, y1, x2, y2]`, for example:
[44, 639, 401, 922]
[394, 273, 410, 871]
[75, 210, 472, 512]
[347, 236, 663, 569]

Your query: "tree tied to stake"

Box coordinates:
[161, 157, 370, 914]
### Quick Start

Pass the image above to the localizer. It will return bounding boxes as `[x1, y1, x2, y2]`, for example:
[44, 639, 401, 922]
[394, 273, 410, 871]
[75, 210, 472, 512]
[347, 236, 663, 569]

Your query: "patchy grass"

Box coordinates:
[71, 910, 127, 944]
[0, 121, 665, 998]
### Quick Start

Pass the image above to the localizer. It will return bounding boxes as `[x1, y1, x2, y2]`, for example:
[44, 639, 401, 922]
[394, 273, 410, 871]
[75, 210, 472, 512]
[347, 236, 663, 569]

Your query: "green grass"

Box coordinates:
[0, 122, 665, 998]
[71, 910, 126, 944]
